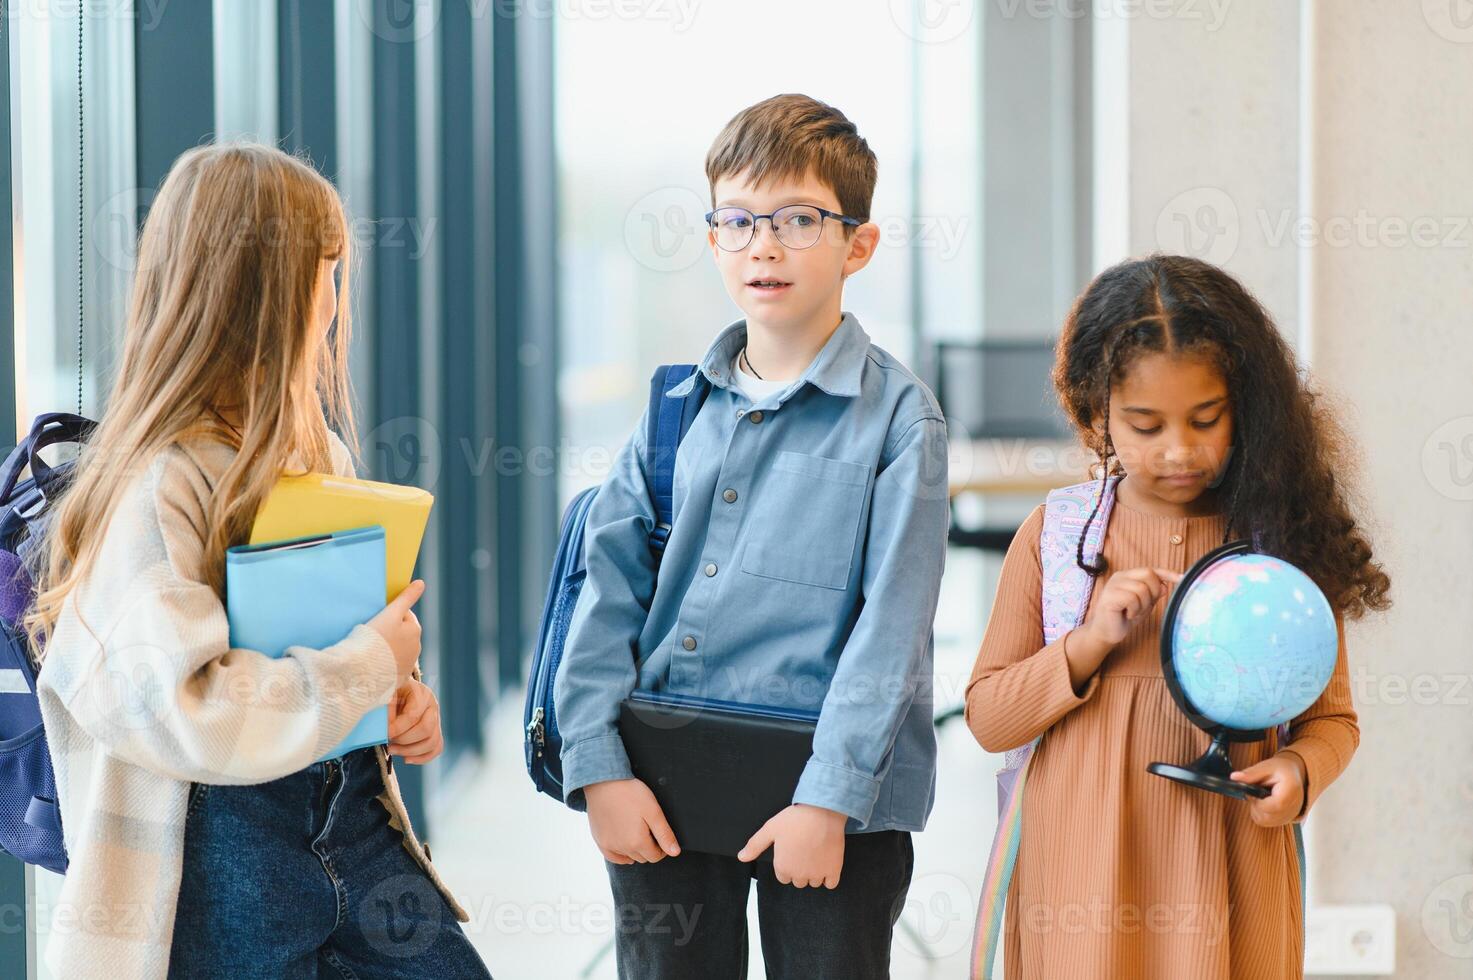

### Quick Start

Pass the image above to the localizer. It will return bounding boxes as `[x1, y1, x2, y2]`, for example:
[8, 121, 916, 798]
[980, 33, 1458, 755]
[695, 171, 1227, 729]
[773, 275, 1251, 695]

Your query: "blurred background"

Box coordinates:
[3, 0, 1470, 977]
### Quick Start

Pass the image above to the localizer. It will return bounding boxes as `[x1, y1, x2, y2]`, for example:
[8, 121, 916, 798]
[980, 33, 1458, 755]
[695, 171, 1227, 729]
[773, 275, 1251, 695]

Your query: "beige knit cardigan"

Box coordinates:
[35, 428, 468, 979]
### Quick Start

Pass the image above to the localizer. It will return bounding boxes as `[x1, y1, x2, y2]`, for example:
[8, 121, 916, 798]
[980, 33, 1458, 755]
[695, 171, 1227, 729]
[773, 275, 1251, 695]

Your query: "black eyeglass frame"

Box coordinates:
[703, 204, 861, 251]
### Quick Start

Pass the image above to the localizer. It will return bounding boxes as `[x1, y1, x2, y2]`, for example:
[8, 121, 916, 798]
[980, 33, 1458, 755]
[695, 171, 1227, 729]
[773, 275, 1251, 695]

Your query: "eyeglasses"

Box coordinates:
[704, 204, 860, 251]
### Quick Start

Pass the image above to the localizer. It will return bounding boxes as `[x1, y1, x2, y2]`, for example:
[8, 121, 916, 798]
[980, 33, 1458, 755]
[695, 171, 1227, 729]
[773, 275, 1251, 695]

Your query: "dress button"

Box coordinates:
[723, 488, 738, 503]
[1170, 533, 1183, 545]
[749, 410, 764, 424]
[704, 563, 717, 577]
[682, 635, 697, 651]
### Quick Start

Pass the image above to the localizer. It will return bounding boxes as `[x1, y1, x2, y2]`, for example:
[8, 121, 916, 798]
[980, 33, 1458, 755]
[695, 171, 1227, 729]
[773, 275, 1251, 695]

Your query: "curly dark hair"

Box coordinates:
[1051, 253, 1391, 621]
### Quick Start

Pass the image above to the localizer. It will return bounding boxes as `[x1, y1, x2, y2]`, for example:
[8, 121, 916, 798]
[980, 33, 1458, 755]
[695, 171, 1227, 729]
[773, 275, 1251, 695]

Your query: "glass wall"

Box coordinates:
[4, 3, 554, 973]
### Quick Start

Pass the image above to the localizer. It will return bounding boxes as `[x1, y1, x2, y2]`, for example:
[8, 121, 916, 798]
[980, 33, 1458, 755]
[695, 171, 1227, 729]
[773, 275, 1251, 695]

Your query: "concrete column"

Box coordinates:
[1119, 2, 1473, 973]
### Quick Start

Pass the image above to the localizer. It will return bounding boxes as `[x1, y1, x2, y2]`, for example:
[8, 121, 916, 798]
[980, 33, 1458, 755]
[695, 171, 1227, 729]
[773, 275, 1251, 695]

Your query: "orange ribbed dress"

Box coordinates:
[965, 492, 1359, 980]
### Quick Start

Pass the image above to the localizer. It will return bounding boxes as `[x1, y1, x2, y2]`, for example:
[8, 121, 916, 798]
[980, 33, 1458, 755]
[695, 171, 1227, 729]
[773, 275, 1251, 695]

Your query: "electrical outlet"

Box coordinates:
[1305, 904, 1395, 975]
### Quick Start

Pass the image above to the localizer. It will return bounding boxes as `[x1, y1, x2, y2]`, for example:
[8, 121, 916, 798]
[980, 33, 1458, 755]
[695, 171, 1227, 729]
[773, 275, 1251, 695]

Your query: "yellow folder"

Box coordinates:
[248, 473, 434, 602]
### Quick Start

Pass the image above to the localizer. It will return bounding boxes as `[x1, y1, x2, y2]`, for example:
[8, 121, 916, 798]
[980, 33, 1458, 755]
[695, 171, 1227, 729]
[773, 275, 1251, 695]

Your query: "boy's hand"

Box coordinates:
[585, 778, 681, 865]
[387, 679, 443, 765]
[1230, 753, 1306, 827]
[737, 804, 848, 889]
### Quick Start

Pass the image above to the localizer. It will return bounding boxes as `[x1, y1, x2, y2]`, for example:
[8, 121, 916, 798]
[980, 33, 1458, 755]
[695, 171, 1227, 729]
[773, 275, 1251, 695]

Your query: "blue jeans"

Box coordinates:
[605, 829, 914, 980]
[168, 746, 491, 979]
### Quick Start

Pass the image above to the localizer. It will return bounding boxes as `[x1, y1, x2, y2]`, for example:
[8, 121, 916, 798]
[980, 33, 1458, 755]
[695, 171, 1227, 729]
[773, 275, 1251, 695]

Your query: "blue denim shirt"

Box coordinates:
[554, 312, 949, 833]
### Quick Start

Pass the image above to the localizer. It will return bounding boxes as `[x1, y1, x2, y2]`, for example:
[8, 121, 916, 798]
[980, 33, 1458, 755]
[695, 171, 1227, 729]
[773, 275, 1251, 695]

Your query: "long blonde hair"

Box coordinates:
[25, 142, 359, 655]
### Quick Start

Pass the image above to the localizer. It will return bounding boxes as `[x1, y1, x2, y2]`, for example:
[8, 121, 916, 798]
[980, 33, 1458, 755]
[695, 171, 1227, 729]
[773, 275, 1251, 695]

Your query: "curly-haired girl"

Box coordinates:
[966, 253, 1389, 979]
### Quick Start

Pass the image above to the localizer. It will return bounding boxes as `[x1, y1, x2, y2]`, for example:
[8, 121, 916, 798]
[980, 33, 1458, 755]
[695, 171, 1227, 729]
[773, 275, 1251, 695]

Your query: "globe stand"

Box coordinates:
[1148, 729, 1268, 800]
[1151, 539, 1274, 803]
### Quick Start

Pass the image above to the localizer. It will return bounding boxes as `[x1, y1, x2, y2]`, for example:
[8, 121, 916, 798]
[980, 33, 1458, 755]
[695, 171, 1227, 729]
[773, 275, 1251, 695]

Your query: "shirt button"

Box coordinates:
[1170, 533, 1183, 545]
[704, 563, 717, 577]
[723, 488, 738, 503]
[749, 410, 764, 424]
[682, 635, 697, 651]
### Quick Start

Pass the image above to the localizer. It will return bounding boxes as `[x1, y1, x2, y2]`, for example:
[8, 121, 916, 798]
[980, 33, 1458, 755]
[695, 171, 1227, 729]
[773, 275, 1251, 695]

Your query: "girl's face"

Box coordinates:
[1101, 350, 1234, 506]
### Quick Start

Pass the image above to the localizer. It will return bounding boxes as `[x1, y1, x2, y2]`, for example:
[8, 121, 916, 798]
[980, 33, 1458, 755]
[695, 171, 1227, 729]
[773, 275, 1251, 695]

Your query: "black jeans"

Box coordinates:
[605, 829, 914, 980]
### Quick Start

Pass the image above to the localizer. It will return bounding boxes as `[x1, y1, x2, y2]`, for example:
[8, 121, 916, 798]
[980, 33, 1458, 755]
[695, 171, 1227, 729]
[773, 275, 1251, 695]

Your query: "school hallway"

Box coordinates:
[4, 0, 1464, 976]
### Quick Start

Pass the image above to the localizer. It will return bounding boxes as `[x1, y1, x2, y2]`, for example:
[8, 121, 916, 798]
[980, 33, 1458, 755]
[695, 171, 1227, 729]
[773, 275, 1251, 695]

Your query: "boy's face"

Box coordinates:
[707, 169, 878, 331]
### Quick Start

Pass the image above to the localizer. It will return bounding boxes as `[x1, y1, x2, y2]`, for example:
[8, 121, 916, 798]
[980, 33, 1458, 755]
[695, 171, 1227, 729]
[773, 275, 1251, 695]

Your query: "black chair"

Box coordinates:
[931, 339, 1069, 555]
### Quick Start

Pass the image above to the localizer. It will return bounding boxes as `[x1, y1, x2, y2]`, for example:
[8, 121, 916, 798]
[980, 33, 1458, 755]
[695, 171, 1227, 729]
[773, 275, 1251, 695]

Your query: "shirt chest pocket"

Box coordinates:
[740, 450, 871, 590]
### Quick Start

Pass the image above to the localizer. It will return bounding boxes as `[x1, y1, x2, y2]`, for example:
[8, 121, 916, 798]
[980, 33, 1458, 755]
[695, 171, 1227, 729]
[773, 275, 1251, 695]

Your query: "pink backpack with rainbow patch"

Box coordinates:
[969, 474, 1305, 978]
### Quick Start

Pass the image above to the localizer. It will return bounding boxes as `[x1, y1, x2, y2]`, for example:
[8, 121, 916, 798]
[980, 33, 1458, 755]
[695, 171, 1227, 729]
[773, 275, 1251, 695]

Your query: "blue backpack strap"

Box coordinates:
[971, 474, 1119, 979]
[644, 364, 705, 556]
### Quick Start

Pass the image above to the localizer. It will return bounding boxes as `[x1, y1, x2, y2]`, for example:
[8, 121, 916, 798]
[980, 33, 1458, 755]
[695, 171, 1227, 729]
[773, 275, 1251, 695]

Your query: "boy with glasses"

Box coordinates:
[554, 93, 949, 978]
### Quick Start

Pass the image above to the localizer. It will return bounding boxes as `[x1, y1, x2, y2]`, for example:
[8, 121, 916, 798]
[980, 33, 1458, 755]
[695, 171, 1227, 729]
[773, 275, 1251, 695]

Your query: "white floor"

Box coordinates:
[433, 546, 1006, 979]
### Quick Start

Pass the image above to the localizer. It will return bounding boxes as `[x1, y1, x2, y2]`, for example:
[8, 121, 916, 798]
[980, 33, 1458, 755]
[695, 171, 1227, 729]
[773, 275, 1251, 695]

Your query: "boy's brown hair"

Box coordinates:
[705, 93, 878, 225]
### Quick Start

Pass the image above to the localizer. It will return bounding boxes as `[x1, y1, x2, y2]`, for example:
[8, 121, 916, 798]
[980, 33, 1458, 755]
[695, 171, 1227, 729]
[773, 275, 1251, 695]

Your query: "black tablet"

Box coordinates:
[617, 691, 819, 860]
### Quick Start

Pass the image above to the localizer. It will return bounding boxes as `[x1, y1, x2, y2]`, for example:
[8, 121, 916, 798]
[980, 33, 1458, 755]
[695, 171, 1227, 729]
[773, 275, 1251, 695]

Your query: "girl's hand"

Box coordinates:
[1080, 566, 1182, 648]
[387, 678, 443, 764]
[367, 580, 426, 683]
[737, 804, 848, 889]
[1230, 754, 1306, 827]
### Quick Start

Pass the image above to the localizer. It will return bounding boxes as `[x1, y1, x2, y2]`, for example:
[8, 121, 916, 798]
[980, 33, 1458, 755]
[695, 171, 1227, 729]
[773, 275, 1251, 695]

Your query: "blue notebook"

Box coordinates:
[225, 525, 389, 762]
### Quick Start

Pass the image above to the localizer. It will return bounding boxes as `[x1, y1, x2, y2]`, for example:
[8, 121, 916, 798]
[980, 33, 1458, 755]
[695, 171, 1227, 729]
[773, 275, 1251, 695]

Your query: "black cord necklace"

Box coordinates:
[740, 346, 764, 380]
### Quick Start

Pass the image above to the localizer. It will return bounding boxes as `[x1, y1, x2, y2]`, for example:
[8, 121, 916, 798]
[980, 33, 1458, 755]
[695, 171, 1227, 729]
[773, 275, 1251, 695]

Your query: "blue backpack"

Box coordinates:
[0, 412, 96, 875]
[524, 364, 708, 802]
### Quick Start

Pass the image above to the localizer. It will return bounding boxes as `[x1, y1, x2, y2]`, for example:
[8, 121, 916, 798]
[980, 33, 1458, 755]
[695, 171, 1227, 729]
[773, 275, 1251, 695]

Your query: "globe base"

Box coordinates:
[1149, 730, 1269, 800]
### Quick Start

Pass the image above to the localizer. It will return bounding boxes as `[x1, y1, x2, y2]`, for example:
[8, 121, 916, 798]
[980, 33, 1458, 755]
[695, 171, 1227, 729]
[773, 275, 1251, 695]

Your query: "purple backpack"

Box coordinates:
[0, 413, 94, 875]
[969, 474, 1304, 977]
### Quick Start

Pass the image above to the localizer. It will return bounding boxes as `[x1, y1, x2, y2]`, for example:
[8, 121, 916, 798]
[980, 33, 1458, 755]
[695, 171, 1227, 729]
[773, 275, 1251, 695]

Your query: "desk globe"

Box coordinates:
[1148, 540, 1337, 800]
